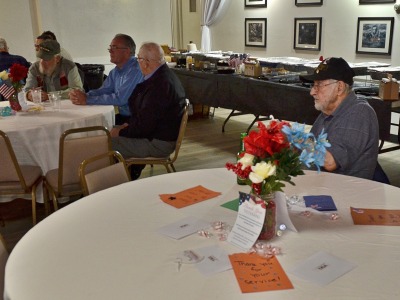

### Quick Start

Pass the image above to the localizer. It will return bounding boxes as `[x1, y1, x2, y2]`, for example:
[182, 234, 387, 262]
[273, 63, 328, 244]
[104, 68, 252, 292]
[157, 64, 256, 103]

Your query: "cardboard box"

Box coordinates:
[244, 61, 261, 77]
[379, 81, 399, 101]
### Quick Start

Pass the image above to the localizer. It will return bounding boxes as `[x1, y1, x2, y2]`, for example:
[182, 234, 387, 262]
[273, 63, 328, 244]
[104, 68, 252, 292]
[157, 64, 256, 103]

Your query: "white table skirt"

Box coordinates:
[0, 100, 115, 202]
[4, 169, 400, 300]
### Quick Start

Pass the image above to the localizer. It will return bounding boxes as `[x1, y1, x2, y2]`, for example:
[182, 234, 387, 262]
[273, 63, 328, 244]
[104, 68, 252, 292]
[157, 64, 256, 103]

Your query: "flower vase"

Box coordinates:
[251, 192, 276, 241]
[8, 92, 22, 112]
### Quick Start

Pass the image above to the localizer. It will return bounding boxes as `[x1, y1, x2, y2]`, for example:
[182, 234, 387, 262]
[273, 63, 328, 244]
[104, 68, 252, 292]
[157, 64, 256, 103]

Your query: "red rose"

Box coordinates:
[9, 63, 28, 83]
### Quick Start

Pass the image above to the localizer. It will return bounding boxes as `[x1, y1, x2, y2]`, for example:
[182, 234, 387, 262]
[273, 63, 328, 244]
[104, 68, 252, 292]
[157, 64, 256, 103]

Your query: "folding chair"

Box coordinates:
[79, 150, 131, 196]
[125, 99, 190, 173]
[44, 126, 111, 210]
[0, 130, 44, 225]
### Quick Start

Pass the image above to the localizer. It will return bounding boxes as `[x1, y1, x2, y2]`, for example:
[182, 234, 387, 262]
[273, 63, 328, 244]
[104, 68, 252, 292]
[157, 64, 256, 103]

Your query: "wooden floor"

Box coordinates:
[1, 108, 399, 252]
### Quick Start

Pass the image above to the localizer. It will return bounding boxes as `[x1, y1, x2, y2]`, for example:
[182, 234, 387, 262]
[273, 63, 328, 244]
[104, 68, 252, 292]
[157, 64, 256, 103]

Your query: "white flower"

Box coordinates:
[249, 161, 276, 183]
[238, 153, 255, 170]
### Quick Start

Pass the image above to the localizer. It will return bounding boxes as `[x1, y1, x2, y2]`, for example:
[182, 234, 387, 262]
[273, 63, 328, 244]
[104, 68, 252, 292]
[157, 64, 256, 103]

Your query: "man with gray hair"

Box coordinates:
[24, 39, 82, 101]
[70, 33, 143, 125]
[0, 37, 30, 71]
[110, 42, 186, 179]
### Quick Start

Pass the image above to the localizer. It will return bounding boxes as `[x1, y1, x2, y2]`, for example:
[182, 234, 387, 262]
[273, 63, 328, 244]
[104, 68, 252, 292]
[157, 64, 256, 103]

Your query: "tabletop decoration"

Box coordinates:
[226, 120, 330, 241]
[0, 106, 13, 117]
[198, 221, 232, 241]
[229, 253, 294, 293]
[0, 63, 29, 112]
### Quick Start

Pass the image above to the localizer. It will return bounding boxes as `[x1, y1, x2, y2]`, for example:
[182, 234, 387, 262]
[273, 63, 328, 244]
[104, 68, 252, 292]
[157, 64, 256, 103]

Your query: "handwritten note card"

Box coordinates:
[227, 192, 265, 250]
[229, 253, 293, 293]
[159, 185, 221, 208]
[350, 207, 400, 226]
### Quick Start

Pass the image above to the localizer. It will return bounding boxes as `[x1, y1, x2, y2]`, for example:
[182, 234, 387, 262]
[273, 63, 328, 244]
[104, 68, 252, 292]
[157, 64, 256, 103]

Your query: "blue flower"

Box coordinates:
[282, 123, 313, 151]
[299, 149, 315, 168]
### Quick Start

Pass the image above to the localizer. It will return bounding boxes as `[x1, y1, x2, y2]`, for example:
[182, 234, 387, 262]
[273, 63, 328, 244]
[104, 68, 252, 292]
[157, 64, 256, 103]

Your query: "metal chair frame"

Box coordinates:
[0, 130, 44, 225]
[125, 99, 190, 173]
[44, 126, 111, 210]
[79, 150, 131, 196]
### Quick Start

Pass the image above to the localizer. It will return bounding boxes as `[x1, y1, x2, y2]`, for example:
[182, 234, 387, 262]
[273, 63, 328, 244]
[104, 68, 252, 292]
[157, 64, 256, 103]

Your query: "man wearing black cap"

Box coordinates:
[24, 40, 83, 101]
[301, 57, 379, 180]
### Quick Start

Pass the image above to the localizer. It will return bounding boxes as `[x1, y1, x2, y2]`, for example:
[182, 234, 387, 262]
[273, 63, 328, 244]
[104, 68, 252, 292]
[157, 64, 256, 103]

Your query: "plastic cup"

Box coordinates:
[48, 91, 61, 111]
[31, 89, 42, 105]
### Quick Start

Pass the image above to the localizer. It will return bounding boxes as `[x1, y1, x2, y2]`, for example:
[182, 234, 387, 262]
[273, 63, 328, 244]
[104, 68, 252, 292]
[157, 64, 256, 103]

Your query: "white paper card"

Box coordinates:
[18, 91, 29, 110]
[157, 216, 209, 240]
[227, 196, 265, 250]
[194, 245, 232, 276]
[289, 251, 357, 286]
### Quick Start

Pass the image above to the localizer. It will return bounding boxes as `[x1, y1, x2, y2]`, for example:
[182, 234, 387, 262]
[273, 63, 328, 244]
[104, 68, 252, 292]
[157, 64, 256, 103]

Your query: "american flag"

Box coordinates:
[239, 191, 251, 206]
[0, 83, 15, 100]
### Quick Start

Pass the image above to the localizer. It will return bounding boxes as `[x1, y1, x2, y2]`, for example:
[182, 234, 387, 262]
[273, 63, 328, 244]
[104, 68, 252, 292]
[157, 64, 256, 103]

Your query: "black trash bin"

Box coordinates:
[80, 64, 105, 92]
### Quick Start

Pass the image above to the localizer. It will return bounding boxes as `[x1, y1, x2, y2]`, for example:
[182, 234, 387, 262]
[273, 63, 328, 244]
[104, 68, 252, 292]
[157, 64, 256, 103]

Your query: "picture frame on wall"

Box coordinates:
[245, 0, 267, 7]
[359, 0, 395, 4]
[356, 17, 394, 55]
[245, 18, 267, 47]
[294, 18, 322, 51]
[295, 0, 323, 6]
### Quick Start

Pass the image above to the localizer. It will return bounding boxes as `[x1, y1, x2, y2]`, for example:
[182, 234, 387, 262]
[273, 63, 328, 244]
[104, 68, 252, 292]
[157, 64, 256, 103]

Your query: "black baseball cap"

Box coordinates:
[300, 57, 355, 86]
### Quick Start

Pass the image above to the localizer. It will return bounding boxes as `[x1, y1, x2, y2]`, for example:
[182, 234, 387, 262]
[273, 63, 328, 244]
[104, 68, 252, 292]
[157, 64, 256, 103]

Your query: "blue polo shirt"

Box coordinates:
[86, 56, 143, 116]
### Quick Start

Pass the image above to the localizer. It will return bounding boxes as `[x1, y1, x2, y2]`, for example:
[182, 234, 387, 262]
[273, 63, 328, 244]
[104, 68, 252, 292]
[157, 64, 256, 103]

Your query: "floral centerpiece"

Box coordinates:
[0, 63, 29, 111]
[226, 119, 330, 240]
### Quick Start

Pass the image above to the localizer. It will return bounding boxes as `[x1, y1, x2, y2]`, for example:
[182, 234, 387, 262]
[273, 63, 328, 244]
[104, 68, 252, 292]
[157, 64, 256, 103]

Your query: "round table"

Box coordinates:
[4, 169, 400, 299]
[0, 100, 115, 174]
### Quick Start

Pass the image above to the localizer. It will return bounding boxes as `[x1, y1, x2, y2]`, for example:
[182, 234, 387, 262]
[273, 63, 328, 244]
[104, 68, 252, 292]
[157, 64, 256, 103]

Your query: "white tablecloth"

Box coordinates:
[0, 100, 115, 174]
[4, 169, 400, 299]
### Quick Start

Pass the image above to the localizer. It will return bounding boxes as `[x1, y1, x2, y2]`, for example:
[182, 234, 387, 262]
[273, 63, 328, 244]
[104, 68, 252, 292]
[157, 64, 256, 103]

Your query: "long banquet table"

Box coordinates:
[0, 100, 115, 174]
[4, 168, 400, 299]
[172, 69, 393, 142]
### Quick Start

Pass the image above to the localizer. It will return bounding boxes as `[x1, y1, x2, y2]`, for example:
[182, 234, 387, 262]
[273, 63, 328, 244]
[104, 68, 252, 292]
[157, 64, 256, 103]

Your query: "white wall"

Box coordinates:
[0, 0, 34, 61]
[208, 0, 400, 65]
[1, 0, 398, 68]
[1, 0, 173, 69]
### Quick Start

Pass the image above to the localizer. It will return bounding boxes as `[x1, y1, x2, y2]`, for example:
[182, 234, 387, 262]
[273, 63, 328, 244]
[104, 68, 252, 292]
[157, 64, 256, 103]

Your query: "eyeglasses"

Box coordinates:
[108, 45, 129, 52]
[137, 56, 149, 62]
[310, 80, 338, 91]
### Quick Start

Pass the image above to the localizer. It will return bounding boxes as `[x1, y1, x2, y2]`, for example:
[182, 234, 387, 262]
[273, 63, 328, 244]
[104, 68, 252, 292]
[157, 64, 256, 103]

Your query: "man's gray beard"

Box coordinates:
[39, 63, 56, 76]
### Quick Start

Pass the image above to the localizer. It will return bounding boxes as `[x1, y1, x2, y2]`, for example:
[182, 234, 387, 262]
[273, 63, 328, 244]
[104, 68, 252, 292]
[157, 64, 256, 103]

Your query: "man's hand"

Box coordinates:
[324, 150, 337, 172]
[110, 123, 129, 137]
[69, 89, 87, 105]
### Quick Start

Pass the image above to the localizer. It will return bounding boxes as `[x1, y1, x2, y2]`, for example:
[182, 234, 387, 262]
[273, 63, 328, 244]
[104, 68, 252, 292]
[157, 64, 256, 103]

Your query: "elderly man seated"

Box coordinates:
[24, 40, 82, 101]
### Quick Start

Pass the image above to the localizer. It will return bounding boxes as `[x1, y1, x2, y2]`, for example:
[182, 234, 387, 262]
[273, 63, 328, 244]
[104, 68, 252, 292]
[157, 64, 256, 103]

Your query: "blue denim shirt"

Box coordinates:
[86, 56, 143, 116]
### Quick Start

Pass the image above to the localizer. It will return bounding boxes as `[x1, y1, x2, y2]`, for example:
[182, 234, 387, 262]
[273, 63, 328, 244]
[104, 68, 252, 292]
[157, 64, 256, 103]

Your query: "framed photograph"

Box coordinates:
[359, 0, 395, 4]
[294, 18, 322, 51]
[245, 0, 267, 7]
[295, 0, 323, 6]
[245, 18, 267, 47]
[356, 17, 394, 55]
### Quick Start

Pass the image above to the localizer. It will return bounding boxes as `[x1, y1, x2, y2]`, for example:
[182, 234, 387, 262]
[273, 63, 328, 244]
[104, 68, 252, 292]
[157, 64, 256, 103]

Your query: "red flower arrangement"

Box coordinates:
[226, 120, 329, 196]
[9, 63, 29, 84]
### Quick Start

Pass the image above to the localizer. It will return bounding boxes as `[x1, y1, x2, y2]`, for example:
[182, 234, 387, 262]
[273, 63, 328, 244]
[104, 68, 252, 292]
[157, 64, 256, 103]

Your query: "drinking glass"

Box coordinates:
[31, 89, 42, 105]
[48, 91, 61, 111]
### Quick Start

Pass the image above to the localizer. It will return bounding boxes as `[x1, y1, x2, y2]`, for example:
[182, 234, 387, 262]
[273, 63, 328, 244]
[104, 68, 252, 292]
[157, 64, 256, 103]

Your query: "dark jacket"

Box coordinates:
[119, 63, 186, 141]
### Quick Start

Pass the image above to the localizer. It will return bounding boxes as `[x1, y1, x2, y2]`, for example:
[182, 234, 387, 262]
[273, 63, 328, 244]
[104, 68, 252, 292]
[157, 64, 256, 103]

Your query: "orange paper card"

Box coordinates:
[229, 253, 293, 293]
[350, 207, 400, 226]
[159, 185, 221, 208]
